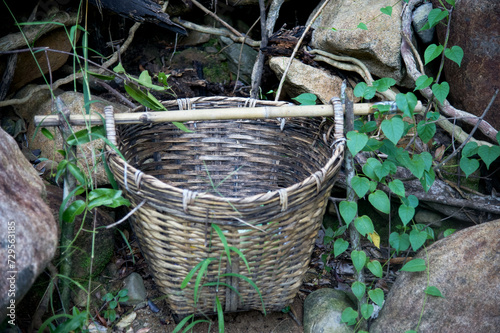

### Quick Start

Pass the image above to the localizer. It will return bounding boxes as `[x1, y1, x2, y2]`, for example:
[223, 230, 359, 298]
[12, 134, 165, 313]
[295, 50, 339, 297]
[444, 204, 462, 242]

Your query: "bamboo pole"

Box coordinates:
[35, 101, 424, 127]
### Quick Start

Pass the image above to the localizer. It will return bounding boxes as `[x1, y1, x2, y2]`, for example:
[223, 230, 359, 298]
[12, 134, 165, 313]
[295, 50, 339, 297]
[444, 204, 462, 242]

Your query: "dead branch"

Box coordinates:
[250, 0, 269, 98]
[172, 18, 259, 47]
[190, 0, 243, 37]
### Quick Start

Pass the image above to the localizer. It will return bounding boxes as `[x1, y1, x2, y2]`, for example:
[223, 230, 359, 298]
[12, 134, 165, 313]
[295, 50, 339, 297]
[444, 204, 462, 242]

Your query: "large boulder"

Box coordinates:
[0, 127, 58, 322]
[432, 0, 500, 130]
[370, 219, 500, 332]
[310, 0, 407, 85]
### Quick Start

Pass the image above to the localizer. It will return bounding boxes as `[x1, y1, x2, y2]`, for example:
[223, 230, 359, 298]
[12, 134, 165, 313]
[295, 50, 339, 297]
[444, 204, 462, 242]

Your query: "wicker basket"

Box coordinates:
[105, 96, 345, 315]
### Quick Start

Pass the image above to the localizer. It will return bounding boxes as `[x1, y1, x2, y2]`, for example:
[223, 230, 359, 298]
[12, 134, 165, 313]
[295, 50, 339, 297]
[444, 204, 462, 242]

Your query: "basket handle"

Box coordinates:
[104, 105, 117, 146]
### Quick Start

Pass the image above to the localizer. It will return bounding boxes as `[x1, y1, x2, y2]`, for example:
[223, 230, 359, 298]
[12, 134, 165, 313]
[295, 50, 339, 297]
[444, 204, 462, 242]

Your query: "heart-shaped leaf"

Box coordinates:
[395, 92, 418, 118]
[408, 155, 426, 179]
[462, 142, 478, 158]
[425, 286, 444, 298]
[368, 288, 385, 307]
[361, 303, 374, 320]
[334, 238, 349, 257]
[351, 176, 370, 198]
[414, 75, 433, 91]
[424, 44, 444, 65]
[354, 215, 374, 236]
[292, 93, 317, 105]
[410, 229, 427, 251]
[389, 232, 410, 252]
[460, 157, 480, 178]
[401, 258, 426, 272]
[362, 157, 382, 180]
[388, 179, 405, 197]
[367, 260, 383, 278]
[368, 231, 380, 249]
[372, 77, 396, 92]
[478, 145, 500, 169]
[346, 131, 369, 156]
[444, 46, 464, 67]
[351, 251, 367, 272]
[417, 121, 436, 144]
[354, 82, 376, 99]
[408, 195, 419, 208]
[341, 307, 358, 325]
[381, 117, 404, 145]
[368, 190, 390, 214]
[339, 200, 357, 226]
[398, 204, 415, 226]
[427, 8, 448, 28]
[380, 6, 392, 16]
[420, 169, 435, 192]
[432, 82, 450, 104]
[357, 22, 368, 30]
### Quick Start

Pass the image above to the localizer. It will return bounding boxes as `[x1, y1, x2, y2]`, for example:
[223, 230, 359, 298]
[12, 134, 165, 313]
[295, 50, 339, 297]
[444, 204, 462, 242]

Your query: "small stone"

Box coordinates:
[122, 273, 147, 306]
[303, 288, 356, 333]
[412, 3, 435, 44]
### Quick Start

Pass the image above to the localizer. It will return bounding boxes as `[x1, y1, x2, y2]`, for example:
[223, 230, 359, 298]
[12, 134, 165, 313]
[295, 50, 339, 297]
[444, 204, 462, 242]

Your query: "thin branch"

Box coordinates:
[250, 0, 269, 98]
[190, 0, 244, 37]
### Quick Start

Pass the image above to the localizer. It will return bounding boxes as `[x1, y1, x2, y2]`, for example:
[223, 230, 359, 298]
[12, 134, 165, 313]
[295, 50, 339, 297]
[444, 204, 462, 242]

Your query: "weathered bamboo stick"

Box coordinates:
[34, 101, 424, 127]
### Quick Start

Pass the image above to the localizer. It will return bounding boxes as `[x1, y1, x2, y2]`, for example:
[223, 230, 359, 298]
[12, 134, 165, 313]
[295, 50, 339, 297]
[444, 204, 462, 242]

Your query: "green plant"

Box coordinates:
[101, 289, 129, 323]
[326, 1, 500, 332]
[38, 307, 88, 333]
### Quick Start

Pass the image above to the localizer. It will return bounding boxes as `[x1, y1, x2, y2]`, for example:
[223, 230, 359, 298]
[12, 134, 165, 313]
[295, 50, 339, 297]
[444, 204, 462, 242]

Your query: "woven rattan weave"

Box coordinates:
[105, 96, 345, 315]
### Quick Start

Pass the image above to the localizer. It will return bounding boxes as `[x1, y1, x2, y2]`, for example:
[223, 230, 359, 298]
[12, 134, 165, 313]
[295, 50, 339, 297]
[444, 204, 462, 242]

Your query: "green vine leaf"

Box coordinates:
[351, 176, 371, 198]
[341, 307, 358, 325]
[420, 169, 435, 192]
[292, 93, 317, 105]
[361, 303, 374, 320]
[424, 44, 444, 65]
[408, 155, 426, 179]
[445, 0, 456, 5]
[388, 179, 405, 197]
[401, 258, 426, 272]
[460, 157, 480, 178]
[339, 200, 357, 226]
[346, 131, 369, 156]
[381, 117, 404, 145]
[432, 82, 450, 104]
[368, 288, 385, 307]
[380, 6, 392, 16]
[425, 286, 445, 298]
[398, 204, 415, 226]
[352, 281, 366, 300]
[409, 229, 428, 251]
[354, 82, 376, 99]
[351, 248, 367, 271]
[444, 46, 464, 67]
[334, 238, 349, 257]
[396, 92, 418, 118]
[389, 232, 410, 253]
[414, 75, 433, 91]
[372, 78, 396, 92]
[408, 195, 419, 208]
[367, 260, 383, 278]
[497, 132, 500, 145]
[368, 190, 390, 214]
[417, 121, 436, 144]
[478, 145, 500, 169]
[462, 142, 478, 158]
[357, 22, 368, 30]
[427, 8, 448, 28]
[354, 215, 374, 236]
[362, 157, 382, 180]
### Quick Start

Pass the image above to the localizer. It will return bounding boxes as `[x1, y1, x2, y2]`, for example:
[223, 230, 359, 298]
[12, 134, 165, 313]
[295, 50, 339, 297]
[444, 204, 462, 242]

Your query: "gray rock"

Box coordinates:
[370, 219, 500, 332]
[220, 36, 258, 84]
[303, 288, 355, 333]
[412, 3, 435, 44]
[0, 127, 58, 322]
[122, 272, 147, 306]
[414, 209, 443, 226]
[269, 57, 357, 104]
[20, 92, 127, 186]
[310, 0, 408, 86]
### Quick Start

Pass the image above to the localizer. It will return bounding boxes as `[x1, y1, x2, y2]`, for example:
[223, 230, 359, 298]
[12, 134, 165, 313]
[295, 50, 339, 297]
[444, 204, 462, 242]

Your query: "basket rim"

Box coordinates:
[105, 96, 345, 204]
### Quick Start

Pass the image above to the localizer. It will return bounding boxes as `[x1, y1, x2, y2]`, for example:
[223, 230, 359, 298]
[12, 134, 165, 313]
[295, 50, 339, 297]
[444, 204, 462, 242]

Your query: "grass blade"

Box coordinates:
[216, 296, 224, 333]
[229, 246, 251, 274]
[222, 273, 266, 315]
[212, 224, 231, 266]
